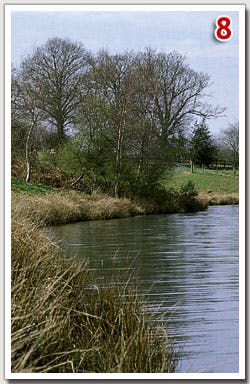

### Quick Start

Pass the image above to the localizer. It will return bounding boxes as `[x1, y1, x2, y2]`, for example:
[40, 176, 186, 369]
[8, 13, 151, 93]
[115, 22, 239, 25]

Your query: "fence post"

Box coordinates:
[190, 160, 194, 174]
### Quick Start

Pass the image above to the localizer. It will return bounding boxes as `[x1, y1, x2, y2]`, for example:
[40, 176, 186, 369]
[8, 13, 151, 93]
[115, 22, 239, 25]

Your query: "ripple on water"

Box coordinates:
[53, 205, 239, 373]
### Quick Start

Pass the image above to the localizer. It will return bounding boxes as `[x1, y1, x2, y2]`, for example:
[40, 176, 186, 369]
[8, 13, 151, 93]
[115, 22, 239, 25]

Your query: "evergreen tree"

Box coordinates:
[190, 120, 217, 167]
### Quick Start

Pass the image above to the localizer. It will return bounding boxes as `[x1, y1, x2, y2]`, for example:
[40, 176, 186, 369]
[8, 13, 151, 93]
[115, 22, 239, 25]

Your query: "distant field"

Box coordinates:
[163, 166, 239, 195]
[12, 165, 239, 198]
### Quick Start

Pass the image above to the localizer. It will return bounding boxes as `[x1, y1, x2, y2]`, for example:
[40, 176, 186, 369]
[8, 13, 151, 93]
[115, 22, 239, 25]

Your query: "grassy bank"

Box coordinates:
[164, 166, 239, 206]
[11, 171, 238, 235]
[12, 189, 144, 226]
[165, 166, 239, 194]
[11, 179, 208, 227]
[196, 192, 239, 206]
[11, 205, 177, 373]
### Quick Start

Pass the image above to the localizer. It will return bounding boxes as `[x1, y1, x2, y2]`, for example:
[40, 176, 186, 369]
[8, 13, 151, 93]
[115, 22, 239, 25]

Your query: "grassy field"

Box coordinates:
[164, 166, 239, 195]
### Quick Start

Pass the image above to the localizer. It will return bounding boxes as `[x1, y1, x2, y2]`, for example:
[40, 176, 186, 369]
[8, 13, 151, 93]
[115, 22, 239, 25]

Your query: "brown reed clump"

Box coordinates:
[11, 205, 177, 373]
[196, 192, 239, 207]
[12, 191, 144, 226]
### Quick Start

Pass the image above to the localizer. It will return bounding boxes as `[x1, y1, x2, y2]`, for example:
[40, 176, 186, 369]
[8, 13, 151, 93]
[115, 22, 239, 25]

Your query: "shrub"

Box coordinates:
[177, 181, 203, 213]
[179, 180, 198, 198]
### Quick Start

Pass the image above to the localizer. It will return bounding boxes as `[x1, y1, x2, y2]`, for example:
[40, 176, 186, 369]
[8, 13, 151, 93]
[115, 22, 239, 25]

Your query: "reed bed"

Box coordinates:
[12, 191, 144, 226]
[196, 192, 239, 206]
[11, 185, 207, 229]
[11, 204, 177, 373]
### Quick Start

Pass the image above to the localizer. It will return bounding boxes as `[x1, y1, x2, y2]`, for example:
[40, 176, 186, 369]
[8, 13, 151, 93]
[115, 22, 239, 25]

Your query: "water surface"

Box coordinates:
[53, 205, 239, 373]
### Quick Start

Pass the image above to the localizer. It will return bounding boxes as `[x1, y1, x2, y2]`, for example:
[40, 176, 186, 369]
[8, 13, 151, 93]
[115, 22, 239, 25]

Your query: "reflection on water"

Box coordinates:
[53, 205, 239, 373]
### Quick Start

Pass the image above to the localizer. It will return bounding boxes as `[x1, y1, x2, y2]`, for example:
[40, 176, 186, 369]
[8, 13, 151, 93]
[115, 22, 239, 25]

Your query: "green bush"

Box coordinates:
[177, 181, 201, 213]
[179, 180, 198, 199]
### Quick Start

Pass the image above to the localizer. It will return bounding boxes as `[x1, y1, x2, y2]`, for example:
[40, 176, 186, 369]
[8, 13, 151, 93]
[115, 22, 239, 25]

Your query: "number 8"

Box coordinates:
[215, 16, 232, 41]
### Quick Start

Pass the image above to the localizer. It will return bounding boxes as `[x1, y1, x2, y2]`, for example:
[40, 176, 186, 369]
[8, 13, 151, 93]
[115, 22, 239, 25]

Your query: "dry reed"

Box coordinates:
[11, 203, 177, 373]
[196, 192, 239, 206]
[12, 191, 144, 226]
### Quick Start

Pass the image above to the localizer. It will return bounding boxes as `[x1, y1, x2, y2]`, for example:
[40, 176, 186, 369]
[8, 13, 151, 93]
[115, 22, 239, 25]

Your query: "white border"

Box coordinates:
[238, 4, 245, 380]
[3, 4, 245, 12]
[4, 4, 12, 381]
[4, 3, 246, 380]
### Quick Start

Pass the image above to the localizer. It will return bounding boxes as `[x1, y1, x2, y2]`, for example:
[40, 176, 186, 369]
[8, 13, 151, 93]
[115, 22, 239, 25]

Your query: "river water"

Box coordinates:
[53, 205, 239, 373]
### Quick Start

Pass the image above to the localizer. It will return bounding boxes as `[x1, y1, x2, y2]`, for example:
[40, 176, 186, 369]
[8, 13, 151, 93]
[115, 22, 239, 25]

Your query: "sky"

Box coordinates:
[10, 7, 240, 136]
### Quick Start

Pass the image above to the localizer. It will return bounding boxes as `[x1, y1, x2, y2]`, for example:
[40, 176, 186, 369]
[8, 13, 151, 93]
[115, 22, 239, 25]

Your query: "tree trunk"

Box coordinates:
[57, 117, 66, 145]
[114, 129, 123, 197]
[25, 123, 34, 183]
[114, 114, 125, 198]
[137, 158, 142, 176]
[190, 160, 194, 174]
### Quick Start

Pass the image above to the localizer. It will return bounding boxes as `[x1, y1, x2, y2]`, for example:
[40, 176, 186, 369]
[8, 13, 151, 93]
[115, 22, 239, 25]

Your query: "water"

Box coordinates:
[53, 205, 239, 373]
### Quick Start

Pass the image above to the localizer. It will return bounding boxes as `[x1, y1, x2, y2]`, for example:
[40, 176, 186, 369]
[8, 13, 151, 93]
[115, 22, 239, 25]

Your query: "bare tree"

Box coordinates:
[20, 37, 88, 145]
[221, 122, 239, 170]
[12, 68, 43, 182]
[135, 50, 224, 142]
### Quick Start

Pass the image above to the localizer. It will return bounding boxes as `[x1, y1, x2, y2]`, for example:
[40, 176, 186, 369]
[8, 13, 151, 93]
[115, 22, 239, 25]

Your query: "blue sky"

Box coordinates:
[11, 9, 240, 135]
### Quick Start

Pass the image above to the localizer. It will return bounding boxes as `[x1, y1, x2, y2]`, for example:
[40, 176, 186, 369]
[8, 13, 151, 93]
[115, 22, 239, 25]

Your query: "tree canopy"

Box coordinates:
[19, 37, 89, 144]
[11, 38, 224, 195]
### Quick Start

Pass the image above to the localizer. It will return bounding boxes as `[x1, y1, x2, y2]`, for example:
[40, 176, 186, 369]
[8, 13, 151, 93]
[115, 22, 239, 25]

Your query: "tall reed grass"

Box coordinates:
[12, 190, 144, 226]
[196, 192, 239, 206]
[11, 204, 177, 373]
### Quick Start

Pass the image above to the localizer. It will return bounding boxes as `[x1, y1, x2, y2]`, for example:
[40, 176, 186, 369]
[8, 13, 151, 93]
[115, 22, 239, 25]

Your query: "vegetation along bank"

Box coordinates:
[12, 204, 178, 373]
[11, 168, 238, 372]
[12, 164, 238, 227]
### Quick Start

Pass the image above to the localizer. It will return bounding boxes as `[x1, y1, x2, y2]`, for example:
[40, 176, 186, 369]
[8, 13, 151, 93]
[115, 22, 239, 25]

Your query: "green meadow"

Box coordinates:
[164, 166, 239, 195]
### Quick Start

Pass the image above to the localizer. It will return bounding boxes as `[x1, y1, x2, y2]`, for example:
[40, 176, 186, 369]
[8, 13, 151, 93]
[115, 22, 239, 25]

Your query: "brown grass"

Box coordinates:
[196, 192, 239, 206]
[11, 204, 177, 373]
[12, 190, 144, 226]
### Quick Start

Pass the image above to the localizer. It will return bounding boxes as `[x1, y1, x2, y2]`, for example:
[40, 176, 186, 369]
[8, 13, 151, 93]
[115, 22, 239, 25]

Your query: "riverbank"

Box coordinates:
[197, 192, 239, 206]
[12, 190, 144, 225]
[11, 183, 205, 373]
[11, 203, 177, 373]
[12, 184, 238, 227]
[10, 181, 238, 373]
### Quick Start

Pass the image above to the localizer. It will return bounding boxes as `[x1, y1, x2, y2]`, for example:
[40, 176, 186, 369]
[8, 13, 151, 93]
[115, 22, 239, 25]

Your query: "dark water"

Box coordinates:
[53, 205, 239, 373]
